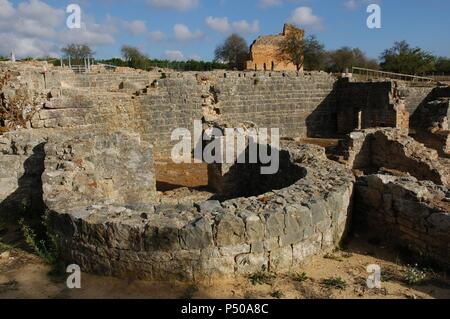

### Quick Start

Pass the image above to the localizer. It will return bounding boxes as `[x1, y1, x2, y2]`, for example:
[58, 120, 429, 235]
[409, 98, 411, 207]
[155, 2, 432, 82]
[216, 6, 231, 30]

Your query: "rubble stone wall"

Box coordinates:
[43, 130, 157, 212]
[0, 130, 48, 215]
[341, 129, 450, 187]
[45, 144, 355, 280]
[355, 174, 450, 269]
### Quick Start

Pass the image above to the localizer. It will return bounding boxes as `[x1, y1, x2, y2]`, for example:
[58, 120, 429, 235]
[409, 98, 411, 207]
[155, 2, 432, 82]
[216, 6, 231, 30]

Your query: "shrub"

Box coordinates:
[20, 211, 60, 265]
[321, 277, 348, 290]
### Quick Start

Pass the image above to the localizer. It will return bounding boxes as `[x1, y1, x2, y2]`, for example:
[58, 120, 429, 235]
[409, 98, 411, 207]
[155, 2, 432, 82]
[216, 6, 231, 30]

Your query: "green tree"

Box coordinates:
[435, 57, 450, 74]
[121, 45, 148, 70]
[214, 34, 248, 70]
[278, 31, 304, 71]
[303, 35, 327, 71]
[380, 41, 436, 75]
[326, 47, 379, 73]
[61, 44, 94, 64]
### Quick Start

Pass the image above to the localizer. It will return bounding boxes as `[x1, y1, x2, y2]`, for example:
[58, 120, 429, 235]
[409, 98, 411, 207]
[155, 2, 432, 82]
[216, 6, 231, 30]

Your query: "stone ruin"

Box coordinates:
[0, 60, 449, 281]
[246, 24, 304, 72]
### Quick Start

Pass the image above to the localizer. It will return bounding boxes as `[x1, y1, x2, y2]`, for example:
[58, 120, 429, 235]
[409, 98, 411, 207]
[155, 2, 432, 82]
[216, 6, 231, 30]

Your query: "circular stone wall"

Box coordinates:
[45, 136, 354, 281]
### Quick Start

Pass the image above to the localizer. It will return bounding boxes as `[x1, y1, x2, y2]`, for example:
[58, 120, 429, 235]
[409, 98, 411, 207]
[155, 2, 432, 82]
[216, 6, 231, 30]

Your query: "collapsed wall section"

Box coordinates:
[341, 128, 450, 187]
[409, 86, 450, 157]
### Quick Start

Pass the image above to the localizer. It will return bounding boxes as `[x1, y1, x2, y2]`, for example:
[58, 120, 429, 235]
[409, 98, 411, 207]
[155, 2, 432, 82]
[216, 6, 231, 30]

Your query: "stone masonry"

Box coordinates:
[340, 128, 450, 187]
[45, 143, 354, 280]
[246, 24, 304, 72]
[43, 130, 157, 212]
[1, 61, 450, 279]
[355, 174, 450, 268]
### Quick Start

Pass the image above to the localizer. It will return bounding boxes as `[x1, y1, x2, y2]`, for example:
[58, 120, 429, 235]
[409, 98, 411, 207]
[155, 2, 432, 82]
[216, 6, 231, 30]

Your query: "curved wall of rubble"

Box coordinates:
[45, 142, 354, 280]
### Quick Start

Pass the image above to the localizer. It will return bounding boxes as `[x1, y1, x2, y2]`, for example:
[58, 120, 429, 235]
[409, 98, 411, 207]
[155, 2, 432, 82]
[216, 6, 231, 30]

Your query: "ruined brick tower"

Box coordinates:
[246, 23, 305, 72]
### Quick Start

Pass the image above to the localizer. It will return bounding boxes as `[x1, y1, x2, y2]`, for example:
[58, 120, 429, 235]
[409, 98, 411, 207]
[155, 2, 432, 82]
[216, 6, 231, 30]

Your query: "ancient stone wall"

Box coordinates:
[30, 71, 338, 159]
[246, 24, 304, 72]
[336, 80, 409, 135]
[45, 143, 355, 280]
[0, 65, 341, 217]
[43, 130, 157, 212]
[398, 84, 435, 117]
[340, 128, 450, 187]
[45, 71, 158, 92]
[0, 130, 48, 215]
[355, 174, 450, 269]
[212, 72, 337, 139]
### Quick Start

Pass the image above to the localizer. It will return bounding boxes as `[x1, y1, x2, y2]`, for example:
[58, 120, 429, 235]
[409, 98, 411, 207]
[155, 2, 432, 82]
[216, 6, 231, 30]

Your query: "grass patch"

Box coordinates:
[19, 211, 61, 266]
[248, 267, 276, 286]
[293, 272, 308, 283]
[270, 290, 284, 299]
[321, 277, 348, 290]
[324, 253, 343, 262]
[0, 241, 14, 253]
[381, 269, 396, 283]
[402, 264, 430, 286]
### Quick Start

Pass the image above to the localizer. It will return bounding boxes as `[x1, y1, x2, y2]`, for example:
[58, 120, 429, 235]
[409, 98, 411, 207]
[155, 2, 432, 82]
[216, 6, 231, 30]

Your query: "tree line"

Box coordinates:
[214, 33, 450, 75]
[3, 34, 449, 75]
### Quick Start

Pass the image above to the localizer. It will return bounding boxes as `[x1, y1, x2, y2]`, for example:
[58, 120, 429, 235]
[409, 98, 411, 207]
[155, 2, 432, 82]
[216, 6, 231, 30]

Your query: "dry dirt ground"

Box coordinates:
[1, 233, 450, 299]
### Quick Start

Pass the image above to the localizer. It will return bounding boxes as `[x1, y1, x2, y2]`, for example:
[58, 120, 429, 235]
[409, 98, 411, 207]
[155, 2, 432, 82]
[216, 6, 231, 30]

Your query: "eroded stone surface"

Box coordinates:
[341, 128, 450, 187]
[43, 130, 157, 212]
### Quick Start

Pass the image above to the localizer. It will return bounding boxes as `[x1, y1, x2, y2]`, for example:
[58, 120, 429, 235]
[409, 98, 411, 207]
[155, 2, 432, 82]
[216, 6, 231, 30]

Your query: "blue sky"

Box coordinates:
[2, 0, 450, 61]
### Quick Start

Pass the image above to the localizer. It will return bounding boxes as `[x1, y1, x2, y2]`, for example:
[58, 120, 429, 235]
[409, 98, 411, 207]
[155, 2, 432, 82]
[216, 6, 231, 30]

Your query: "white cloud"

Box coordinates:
[258, 0, 283, 8]
[147, 0, 199, 11]
[124, 20, 147, 36]
[189, 54, 201, 61]
[123, 19, 164, 41]
[344, 0, 381, 11]
[0, 33, 58, 57]
[165, 50, 184, 61]
[0, 0, 117, 58]
[59, 15, 117, 47]
[17, 0, 63, 28]
[344, 0, 380, 11]
[148, 30, 165, 41]
[288, 7, 324, 31]
[344, 0, 358, 10]
[205, 16, 231, 33]
[0, 0, 15, 19]
[232, 20, 260, 34]
[173, 23, 203, 41]
[205, 16, 260, 35]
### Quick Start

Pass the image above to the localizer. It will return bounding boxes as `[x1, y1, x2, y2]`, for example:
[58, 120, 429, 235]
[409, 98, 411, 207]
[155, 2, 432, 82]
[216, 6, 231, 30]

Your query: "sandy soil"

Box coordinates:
[1, 233, 449, 299]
